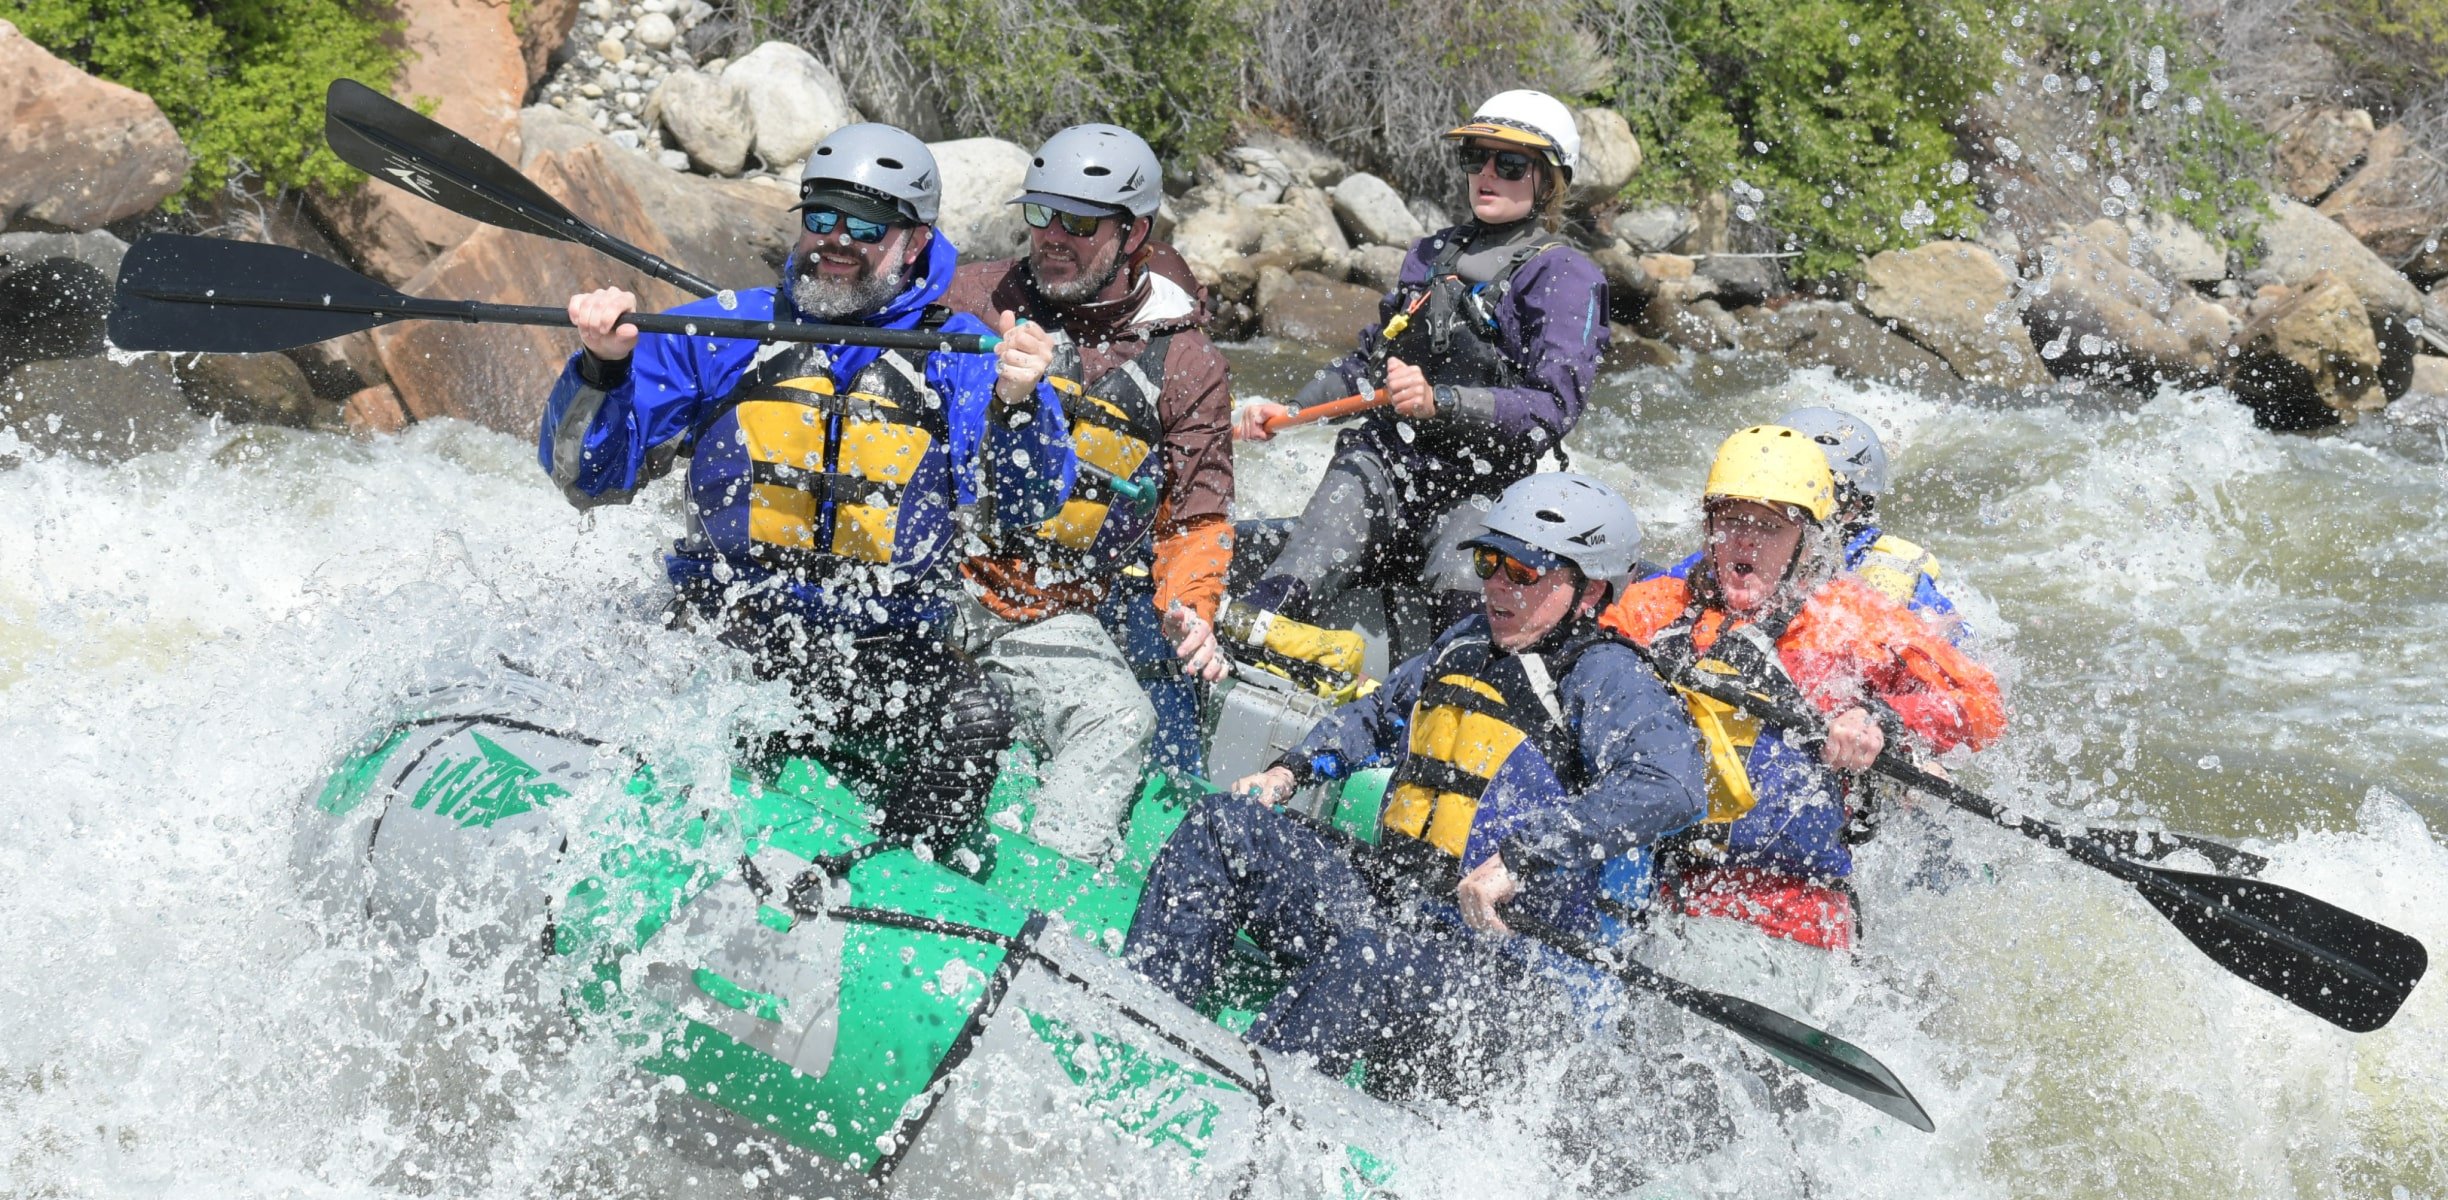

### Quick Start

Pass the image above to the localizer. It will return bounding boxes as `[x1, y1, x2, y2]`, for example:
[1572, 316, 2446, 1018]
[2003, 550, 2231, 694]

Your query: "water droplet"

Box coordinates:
[716, 288, 738, 311]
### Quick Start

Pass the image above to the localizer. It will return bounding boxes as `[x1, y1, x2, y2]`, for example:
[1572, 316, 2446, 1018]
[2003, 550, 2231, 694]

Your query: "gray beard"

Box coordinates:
[788, 256, 907, 320]
[1030, 244, 1122, 305]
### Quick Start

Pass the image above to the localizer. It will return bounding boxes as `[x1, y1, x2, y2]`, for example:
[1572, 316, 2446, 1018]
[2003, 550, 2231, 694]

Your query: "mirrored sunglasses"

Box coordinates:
[1454, 144, 1536, 182]
[1021, 203, 1107, 237]
[1471, 546, 1548, 586]
[803, 207, 894, 243]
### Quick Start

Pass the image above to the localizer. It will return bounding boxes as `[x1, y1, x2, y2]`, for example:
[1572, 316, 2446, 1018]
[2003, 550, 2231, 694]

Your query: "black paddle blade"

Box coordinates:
[110, 234, 405, 353]
[325, 78, 588, 245]
[1688, 988, 1936, 1133]
[2128, 863, 2427, 1032]
[2082, 826, 2268, 876]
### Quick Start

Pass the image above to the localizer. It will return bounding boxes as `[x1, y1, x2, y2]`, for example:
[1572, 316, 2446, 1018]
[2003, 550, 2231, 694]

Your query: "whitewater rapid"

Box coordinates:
[2, 355, 2442, 1198]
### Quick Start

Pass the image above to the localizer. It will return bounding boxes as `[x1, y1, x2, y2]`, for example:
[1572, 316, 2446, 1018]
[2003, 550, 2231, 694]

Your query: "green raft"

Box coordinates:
[293, 676, 1413, 1198]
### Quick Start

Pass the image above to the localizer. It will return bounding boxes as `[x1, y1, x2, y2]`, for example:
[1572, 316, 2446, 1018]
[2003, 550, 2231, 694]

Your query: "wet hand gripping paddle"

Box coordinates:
[1665, 669, 2427, 1033]
[107, 234, 995, 356]
[1510, 916, 1933, 1132]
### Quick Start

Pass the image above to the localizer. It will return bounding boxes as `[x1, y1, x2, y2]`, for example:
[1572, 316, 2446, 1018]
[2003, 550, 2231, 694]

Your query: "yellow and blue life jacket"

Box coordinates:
[685, 338, 956, 585]
[1382, 626, 1594, 872]
[1002, 333, 1169, 566]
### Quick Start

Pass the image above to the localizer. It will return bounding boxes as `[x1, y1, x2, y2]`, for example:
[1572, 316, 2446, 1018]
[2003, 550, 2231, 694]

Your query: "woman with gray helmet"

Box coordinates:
[1229, 90, 1615, 657]
[1126, 472, 1707, 1099]
[539, 122, 1076, 844]
[941, 122, 1240, 858]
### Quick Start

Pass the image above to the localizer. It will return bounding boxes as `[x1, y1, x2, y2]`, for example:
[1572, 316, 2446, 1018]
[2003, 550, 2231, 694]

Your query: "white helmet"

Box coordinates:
[1445, 89, 1581, 177]
[1014, 124, 1164, 218]
[1776, 406, 1892, 503]
[1463, 472, 1641, 587]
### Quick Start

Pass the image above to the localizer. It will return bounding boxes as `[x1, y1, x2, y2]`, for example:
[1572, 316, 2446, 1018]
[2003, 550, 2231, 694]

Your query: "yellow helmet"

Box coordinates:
[1703, 424, 1837, 521]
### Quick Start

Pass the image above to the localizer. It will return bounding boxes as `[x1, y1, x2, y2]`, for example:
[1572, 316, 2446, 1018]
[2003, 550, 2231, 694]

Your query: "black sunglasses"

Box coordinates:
[803, 207, 894, 244]
[1021, 203, 1107, 237]
[1454, 144, 1537, 182]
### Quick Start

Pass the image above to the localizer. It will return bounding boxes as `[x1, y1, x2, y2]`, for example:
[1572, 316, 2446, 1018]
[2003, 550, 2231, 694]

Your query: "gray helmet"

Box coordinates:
[1013, 123, 1163, 218]
[1463, 472, 1642, 585]
[797, 123, 941, 225]
[1776, 406, 1891, 502]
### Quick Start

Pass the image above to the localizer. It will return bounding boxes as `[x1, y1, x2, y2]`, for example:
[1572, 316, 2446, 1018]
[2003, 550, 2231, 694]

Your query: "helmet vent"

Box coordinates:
[877, 156, 903, 169]
[814, 146, 834, 156]
[1033, 157, 1047, 167]
[1084, 165, 1112, 176]
[1535, 508, 1566, 523]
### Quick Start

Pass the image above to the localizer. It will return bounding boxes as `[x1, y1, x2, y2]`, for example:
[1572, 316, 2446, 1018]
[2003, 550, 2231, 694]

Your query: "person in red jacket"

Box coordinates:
[1601, 424, 2006, 949]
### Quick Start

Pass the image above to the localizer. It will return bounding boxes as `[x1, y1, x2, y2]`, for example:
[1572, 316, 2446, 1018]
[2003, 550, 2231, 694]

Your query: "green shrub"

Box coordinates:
[2314, 0, 2448, 110]
[2011, 0, 2267, 246]
[5, 0, 404, 207]
[1621, 0, 1999, 277]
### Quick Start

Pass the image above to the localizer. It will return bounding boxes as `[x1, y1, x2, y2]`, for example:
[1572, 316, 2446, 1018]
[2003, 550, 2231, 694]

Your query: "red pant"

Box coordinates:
[1673, 865, 1855, 951]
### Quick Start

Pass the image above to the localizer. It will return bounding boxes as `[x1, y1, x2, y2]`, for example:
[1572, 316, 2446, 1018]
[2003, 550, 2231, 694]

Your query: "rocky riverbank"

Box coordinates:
[9, 0, 2448, 458]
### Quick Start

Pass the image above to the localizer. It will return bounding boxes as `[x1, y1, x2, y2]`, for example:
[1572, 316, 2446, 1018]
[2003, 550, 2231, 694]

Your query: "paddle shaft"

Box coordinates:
[1261, 391, 1391, 431]
[123, 277, 995, 354]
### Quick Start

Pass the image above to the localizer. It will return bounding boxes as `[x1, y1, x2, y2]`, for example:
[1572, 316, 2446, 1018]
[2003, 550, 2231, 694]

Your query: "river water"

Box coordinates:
[1, 348, 2442, 1198]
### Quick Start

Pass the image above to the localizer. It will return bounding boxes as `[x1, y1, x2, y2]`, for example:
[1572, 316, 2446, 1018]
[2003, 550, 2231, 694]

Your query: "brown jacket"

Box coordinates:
[942, 242, 1236, 623]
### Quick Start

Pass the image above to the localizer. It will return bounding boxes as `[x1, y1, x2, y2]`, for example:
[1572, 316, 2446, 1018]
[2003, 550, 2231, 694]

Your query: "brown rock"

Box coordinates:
[0, 20, 190, 230]
[1639, 253, 1697, 282]
[174, 352, 326, 427]
[2025, 219, 2226, 385]
[370, 116, 790, 435]
[1636, 287, 1737, 353]
[2272, 106, 2376, 205]
[1603, 323, 1679, 370]
[520, 105, 795, 283]
[2316, 125, 2448, 272]
[312, 0, 528, 283]
[344, 383, 410, 436]
[517, 0, 581, 89]
[1733, 301, 1949, 388]
[1859, 240, 2048, 387]
[2229, 271, 2385, 429]
[1255, 268, 1378, 345]
[0, 356, 189, 464]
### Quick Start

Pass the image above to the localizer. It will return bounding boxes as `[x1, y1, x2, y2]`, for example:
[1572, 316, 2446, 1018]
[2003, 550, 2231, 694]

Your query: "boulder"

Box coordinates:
[517, 0, 582, 88]
[2229, 271, 2385, 429]
[1407, 197, 1452, 236]
[1609, 205, 1694, 255]
[2316, 124, 2448, 272]
[0, 356, 189, 464]
[1235, 128, 1346, 187]
[1256, 187, 1351, 277]
[1858, 240, 2047, 387]
[371, 113, 795, 435]
[1171, 204, 1258, 303]
[1731, 300, 1950, 388]
[1603, 324, 1679, 370]
[311, 0, 527, 284]
[0, 229, 127, 279]
[1327, 173, 1424, 248]
[1349, 243, 1408, 293]
[172, 352, 326, 428]
[2386, 355, 2448, 425]
[2271, 106, 2375, 204]
[649, 69, 754, 176]
[2024, 220, 2230, 384]
[1206, 147, 1292, 209]
[721, 42, 858, 171]
[344, 383, 410, 436]
[928, 137, 1032, 263]
[1569, 107, 1642, 202]
[2254, 196, 2424, 320]
[1255, 268, 1378, 345]
[0, 19, 190, 230]
[1638, 292, 1738, 354]
[1695, 254, 1784, 310]
[0, 255, 111, 371]
[2123, 212, 2224, 285]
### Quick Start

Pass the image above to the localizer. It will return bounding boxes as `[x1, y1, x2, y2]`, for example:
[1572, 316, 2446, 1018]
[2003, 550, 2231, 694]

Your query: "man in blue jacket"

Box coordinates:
[1126, 473, 1707, 1098]
[539, 123, 1073, 841]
